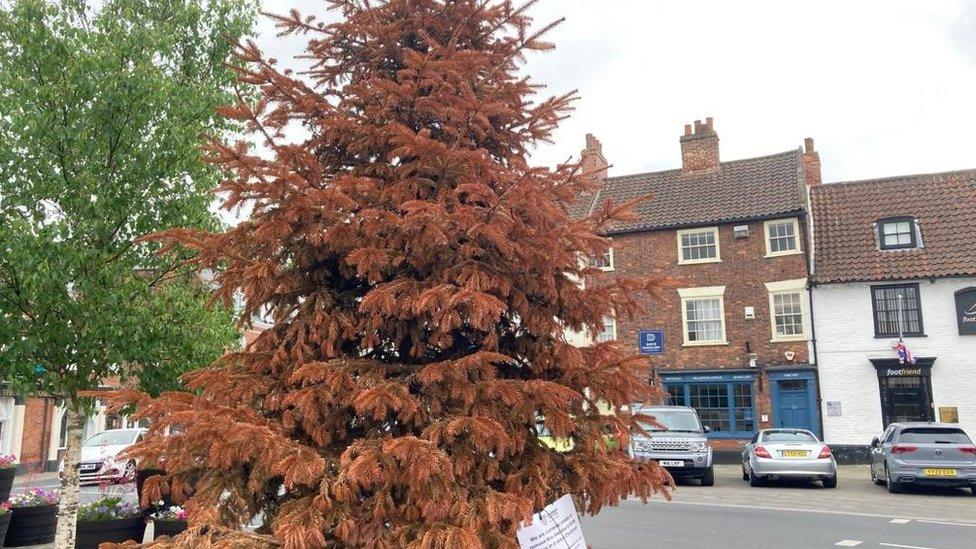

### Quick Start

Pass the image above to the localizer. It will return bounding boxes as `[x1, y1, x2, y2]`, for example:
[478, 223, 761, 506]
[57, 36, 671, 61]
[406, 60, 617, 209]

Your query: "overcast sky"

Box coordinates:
[256, 0, 976, 183]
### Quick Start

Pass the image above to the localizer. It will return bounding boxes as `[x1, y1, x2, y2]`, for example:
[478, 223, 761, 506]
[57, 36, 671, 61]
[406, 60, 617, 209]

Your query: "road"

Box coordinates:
[581, 499, 975, 549]
[12, 466, 975, 548]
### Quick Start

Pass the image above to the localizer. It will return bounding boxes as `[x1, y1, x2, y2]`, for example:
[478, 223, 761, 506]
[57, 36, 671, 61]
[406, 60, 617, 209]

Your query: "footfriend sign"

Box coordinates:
[516, 494, 586, 549]
[638, 329, 664, 355]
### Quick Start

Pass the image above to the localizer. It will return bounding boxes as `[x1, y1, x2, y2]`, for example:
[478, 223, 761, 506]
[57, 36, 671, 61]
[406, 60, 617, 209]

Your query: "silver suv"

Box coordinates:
[869, 422, 976, 494]
[628, 405, 714, 486]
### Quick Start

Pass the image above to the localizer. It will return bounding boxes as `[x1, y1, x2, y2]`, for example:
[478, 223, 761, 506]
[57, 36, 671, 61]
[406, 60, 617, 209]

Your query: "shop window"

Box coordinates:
[871, 283, 924, 337]
[663, 381, 755, 437]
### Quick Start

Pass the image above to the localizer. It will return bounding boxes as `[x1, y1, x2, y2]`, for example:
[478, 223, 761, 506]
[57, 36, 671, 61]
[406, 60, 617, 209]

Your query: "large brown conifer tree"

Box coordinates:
[118, 1, 672, 546]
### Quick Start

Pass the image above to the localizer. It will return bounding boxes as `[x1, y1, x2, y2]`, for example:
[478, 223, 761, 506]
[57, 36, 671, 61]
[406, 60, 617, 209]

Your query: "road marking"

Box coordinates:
[630, 499, 976, 526]
[879, 543, 942, 549]
[915, 519, 976, 528]
[889, 519, 911, 524]
[835, 540, 862, 547]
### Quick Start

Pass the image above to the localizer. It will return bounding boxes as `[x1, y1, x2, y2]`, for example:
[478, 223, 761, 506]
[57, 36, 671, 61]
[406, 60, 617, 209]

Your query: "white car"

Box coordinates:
[67, 428, 145, 485]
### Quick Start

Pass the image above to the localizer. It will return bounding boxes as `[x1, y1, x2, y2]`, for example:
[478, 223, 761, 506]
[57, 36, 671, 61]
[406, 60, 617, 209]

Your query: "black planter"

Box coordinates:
[75, 516, 146, 549]
[152, 518, 187, 539]
[136, 468, 176, 511]
[4, 504, 57, 547]
[0, 512, 11, 547]
[0, 468, 15, 502]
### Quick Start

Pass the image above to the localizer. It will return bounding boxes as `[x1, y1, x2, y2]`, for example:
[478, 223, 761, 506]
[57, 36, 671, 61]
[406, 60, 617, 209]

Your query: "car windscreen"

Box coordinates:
[83, 430, 138, 447]
[898, 428, 972, 444]
[761, 431, 818, 443]
[639, 410, 702, 432]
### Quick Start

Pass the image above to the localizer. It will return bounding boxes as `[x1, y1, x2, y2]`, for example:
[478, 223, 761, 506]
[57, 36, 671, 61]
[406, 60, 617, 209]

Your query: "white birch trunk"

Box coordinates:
[53, 405, 85, 549]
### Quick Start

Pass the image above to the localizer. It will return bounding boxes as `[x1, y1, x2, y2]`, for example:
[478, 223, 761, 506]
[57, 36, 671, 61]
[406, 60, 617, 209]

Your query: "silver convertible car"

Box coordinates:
[869, 422, 976, 494]
[741, 429, 837, 488]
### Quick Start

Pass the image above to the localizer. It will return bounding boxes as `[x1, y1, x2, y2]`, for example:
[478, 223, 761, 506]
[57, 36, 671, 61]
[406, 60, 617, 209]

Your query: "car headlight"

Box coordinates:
[688, 441, 707, 452]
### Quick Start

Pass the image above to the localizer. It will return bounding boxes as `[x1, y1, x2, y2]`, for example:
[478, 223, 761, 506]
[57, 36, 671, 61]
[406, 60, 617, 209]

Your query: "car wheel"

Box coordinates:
[701, 466, 715, 487]
[749, 468, 764, 487]
[742, 466, 749, 481]
[823, 475, 838, 489]
[870, 466, 884, 486]
[970, 486, 976, 497]
[885, 466, 902, 494]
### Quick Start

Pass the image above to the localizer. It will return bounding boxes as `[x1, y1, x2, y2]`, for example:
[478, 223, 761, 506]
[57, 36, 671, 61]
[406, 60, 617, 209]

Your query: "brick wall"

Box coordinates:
[592, 217, 813, 442]
[20, 396, 56, 471]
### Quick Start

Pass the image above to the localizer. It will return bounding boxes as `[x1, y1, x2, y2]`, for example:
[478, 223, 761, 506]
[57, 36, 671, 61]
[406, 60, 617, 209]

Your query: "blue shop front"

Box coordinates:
[658, 368, 822, 440]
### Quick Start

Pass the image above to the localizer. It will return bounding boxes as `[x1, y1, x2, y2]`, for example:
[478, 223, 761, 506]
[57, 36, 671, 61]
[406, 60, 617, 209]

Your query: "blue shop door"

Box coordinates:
[774, 379, 814, 432]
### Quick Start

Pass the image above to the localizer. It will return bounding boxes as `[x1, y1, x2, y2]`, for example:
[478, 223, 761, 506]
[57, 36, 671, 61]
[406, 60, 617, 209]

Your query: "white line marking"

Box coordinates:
[889, 519, 911, 524]
[629, 499, 976, 526]
[835, 540, 863, 547]
[879, 543, 942, 549]
[915, 519, 976, 528]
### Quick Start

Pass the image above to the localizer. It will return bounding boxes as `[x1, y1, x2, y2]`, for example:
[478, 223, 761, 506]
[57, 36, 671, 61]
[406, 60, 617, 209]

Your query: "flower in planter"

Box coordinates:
[0, 501, 11, 515]
[8, 487, 59, 507]
[149, 503, 187, 521]
[77, 496, 141, 522]
[0, 454, 16, 469]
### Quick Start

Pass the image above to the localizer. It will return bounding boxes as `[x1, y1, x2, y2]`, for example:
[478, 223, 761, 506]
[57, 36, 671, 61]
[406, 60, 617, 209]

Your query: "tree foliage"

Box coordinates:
[119, 1, 672, 547]
[0, 0, 255, 546]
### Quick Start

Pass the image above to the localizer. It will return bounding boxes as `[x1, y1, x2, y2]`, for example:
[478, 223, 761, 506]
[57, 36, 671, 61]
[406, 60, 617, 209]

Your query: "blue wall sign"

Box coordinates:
[638, 330, 665, 355]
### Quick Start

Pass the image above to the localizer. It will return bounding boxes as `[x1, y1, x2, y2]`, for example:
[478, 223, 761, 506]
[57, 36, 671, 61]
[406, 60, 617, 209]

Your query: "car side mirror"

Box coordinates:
[703, 426, 711, 433]
[870, 437, 880, 448]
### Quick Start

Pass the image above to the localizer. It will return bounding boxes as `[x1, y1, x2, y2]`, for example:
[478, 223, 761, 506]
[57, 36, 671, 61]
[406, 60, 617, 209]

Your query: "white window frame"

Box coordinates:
[763, 218, 801, 257]
[588, 245, 615, 271]
[676, 227, 721, 265]
[0, 397, 13, 455]
[678, 286, 728, 346]
[765, 278, 810, 342]
[595, 315, 617, 343]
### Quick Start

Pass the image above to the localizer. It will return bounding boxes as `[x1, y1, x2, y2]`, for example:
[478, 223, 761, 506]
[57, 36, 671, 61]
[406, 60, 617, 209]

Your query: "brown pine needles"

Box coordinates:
[111, 1, 673, 547]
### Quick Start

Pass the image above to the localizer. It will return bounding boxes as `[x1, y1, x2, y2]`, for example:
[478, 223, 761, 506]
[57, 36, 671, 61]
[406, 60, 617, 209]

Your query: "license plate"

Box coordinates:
[80, 464, 97, 471]
[923, 468, 957, 477]
[782, 450, 809, 458]
[659, 460, 684, 467]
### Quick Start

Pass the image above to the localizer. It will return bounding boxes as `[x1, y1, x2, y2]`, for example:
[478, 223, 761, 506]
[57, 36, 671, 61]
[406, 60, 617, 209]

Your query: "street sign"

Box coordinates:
[638, 329, 664, 355]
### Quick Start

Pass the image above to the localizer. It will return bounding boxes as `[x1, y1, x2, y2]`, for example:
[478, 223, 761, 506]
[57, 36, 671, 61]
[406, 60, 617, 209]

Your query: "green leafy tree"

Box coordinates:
[0, 0, 255, 545]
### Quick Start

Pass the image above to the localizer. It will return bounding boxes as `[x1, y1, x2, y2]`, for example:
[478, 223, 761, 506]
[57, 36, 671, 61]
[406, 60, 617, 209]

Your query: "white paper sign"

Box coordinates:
[516, 494, 587, 549]
[826, 401, 843, 417]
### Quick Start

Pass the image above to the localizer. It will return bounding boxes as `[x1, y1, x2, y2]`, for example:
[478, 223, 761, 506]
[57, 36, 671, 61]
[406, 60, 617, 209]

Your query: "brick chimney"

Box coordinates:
[580, 133, 608, 181]
[680, 117, 720, 174]
[801, 137, 822, 187]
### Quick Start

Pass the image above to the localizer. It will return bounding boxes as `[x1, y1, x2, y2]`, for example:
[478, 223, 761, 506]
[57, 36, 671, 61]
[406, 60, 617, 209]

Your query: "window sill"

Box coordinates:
[770, 335, 808, 343]
[874, 334, 926, 339]
[682, 340, 730, 347]
[678, 258, 722, 266]
[764, 250, 802, 258]
[598, 267, 615, 272]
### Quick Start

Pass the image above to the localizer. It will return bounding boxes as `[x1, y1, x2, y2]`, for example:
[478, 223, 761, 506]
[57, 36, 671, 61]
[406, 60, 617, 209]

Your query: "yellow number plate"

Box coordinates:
[923, 468, 957, 477]
[783, 450, 809, 458]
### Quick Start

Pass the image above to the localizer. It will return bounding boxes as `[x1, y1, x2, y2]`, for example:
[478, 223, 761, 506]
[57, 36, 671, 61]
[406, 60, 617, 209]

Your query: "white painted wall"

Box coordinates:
[813, 277, 976, 444]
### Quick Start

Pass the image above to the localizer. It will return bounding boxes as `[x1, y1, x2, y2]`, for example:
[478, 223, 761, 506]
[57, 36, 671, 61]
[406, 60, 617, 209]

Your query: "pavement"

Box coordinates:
[8, 466, 975, 548]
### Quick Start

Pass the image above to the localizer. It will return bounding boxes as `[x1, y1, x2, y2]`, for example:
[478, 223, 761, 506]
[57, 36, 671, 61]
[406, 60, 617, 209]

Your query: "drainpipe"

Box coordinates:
[802, 207, 825, 439]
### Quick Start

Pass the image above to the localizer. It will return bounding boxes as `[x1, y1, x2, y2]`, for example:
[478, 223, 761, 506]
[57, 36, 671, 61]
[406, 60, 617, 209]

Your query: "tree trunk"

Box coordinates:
[53, 404, 85, 549]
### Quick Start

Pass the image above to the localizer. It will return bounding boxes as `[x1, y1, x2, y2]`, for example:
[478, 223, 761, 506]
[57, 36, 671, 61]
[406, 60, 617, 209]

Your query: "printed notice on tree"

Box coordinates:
[516, 494, 587, 549]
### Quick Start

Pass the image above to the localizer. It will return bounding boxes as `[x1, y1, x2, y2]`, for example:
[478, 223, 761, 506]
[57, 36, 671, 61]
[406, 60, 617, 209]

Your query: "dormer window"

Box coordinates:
[878, 217, 918, 250]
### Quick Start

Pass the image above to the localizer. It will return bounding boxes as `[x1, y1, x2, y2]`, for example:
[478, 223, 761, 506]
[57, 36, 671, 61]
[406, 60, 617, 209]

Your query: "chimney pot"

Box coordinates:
[801, 137, 822, 187]
[681, 117, 720, 174]
[804, 137, 815, 153]
[580, 133, 608, 181]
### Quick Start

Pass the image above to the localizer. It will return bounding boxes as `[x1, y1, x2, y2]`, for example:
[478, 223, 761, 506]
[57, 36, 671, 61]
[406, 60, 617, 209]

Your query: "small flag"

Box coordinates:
[892, 340, 916, 365]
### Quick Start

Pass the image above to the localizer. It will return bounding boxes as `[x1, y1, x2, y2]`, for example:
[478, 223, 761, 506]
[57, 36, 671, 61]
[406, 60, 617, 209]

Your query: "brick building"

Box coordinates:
[577, 119, 822, 447]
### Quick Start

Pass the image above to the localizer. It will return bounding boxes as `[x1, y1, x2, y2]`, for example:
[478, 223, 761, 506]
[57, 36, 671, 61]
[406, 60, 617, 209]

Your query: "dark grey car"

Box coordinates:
[869, 422, 976, 494]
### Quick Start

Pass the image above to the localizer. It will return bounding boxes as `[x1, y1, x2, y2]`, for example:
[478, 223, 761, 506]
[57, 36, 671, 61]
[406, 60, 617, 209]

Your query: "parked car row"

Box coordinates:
[627, 405, 976, 495]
